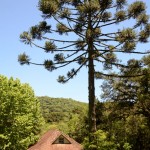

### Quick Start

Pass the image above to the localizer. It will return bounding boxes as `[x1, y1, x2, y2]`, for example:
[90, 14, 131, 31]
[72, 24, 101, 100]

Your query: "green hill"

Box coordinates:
[38, 96, 87, 123]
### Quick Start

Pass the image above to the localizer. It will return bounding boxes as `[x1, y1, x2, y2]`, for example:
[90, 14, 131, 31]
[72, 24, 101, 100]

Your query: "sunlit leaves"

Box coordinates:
[0, 75, 44, 149]
[44, 60, 55, 71]
[128, 1, 146, 18]
[45, 41, 57, 52]
[18, 53, 30, 65]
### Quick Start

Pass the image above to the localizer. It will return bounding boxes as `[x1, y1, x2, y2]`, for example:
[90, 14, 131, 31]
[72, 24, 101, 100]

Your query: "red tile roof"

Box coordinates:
[28, 129, 83, 150]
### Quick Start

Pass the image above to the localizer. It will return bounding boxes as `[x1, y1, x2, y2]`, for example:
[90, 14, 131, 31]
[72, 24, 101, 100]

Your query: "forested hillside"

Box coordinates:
[37, 96, 88, 142]
[38, 96, 87, 123]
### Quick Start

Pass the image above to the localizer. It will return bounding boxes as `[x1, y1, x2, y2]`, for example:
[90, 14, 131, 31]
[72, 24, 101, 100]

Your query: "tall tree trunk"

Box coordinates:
[88, 50, 97, 135]
[87, 0, 97, 145]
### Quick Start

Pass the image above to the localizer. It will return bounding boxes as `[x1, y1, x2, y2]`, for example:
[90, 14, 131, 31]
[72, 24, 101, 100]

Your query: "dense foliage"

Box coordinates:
[0, 75, 44, 150]
[38, 96, 87, 142]
[18, 0, 150, 143]
[1, 73, 149, 149]
[84, 55, 150, 149]
[38, 96, 87, 123]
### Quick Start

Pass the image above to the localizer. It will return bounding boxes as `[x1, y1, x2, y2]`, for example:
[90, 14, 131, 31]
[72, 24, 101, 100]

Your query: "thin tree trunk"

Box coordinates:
[87, 21, 97, 144]
[88, 50, 97, 134]
[87, 0, 97, 147]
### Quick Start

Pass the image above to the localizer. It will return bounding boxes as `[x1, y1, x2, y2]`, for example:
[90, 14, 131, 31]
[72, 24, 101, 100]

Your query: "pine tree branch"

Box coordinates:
[95, 38, 118, 42]
[98, 16, 128, 28]
[65, 15, 88, 29]
[95, 58, 145, 69]
[95, 71, 145, 79]
[42, 36, 77, 43]
[61, 6, 78, 11]
[92, 10, 102, 27]
[94, 43, 109, 48]
[94, 42, 122, 52]
[101, 32, 121, 36]
[58, 43, 78, 50]
[66, 18, 85, 38]
[30, 41, 81, 52]
[53, 15, 84, 39]
[56, 51, 87, 69]
[63, 61, 87, 83]
[97, 49, 150, 54]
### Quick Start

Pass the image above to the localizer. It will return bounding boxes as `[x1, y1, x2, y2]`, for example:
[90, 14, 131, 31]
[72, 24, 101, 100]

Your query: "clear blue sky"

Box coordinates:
[0, 0, 150, 102]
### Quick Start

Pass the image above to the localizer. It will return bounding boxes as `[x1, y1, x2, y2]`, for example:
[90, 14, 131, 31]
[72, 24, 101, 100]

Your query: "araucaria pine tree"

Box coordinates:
[18, 0, 150, 145]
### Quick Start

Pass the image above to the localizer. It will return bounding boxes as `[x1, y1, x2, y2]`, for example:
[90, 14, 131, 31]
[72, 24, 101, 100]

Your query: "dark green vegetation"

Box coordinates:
[0, 75, 44, 150]
[38, 96, 87, 123]
[18, 1, 150, 145]
[84, 55, 150, 149]
[38, 96, 88, 142]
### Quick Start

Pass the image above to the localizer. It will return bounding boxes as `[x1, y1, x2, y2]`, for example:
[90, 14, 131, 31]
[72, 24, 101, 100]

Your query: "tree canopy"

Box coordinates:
[0, 75, 44, 150]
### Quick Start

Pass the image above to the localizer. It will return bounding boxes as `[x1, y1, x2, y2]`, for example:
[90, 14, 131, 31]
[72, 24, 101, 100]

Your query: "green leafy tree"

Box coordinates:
[0, 75, 44, 150]
[18, 0, 150, 144]
[83, 129, 117, 150]
[99, 55, 150, 149]
[94, 101, 150, 149]
[101, 55, 150, 112]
